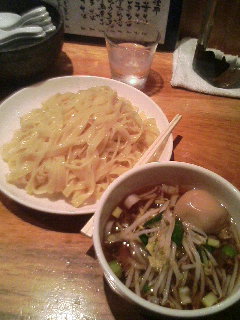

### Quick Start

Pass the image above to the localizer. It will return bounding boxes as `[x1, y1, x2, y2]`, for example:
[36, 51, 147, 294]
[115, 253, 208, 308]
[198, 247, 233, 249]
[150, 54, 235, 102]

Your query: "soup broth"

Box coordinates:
[103, 184, 240, 310]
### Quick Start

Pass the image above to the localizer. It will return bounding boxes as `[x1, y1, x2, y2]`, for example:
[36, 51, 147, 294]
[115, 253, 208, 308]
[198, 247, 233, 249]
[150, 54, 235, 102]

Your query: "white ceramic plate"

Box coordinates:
[0, 76, 173, 214]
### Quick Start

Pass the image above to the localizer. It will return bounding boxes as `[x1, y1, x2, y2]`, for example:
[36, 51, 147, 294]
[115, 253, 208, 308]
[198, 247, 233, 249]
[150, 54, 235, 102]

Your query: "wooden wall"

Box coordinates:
[178, 0, 240, 54]
[178, 0, 206, 39]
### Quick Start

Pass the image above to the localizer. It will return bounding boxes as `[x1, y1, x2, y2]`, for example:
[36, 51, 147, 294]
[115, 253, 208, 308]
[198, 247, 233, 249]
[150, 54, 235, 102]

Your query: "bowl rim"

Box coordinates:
[93, 161, 240, 318]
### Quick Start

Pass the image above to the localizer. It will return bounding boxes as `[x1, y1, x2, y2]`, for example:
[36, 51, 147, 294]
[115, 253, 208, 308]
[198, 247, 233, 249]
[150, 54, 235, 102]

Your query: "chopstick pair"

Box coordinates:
[134, 114, 182, 166]
[81, 114, 182, 237]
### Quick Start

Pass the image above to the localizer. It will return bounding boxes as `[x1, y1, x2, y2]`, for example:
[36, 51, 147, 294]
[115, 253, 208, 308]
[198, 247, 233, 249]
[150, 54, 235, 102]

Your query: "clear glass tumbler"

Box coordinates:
[105, 20, 160, 90]
[193, 0, 240, 88]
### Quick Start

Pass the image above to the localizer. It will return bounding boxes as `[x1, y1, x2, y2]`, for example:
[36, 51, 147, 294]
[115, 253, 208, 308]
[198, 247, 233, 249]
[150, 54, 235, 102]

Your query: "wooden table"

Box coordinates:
[0, 40, 240, 320]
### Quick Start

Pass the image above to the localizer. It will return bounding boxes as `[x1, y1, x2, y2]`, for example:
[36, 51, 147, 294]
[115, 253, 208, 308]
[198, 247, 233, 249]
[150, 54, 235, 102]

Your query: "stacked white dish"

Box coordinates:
[0, 6, 56, 47]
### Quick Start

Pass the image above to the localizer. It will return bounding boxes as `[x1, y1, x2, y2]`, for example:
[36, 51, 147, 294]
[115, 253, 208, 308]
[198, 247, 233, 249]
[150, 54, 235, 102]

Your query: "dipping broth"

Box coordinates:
[103, 184, 240, 310]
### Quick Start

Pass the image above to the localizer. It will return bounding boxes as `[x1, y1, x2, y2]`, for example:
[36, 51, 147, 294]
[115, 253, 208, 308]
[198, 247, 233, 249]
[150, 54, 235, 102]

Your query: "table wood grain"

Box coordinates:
[0, 40, 240, 320]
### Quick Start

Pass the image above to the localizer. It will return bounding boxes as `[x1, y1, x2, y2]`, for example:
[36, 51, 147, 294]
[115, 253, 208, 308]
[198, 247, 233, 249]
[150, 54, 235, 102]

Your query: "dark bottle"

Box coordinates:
[193, 0, 240, 89]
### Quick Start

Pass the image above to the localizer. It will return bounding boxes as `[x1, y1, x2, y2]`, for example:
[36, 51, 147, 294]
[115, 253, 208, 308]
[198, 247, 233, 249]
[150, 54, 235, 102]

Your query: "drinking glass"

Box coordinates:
[104, 20, 160, 90]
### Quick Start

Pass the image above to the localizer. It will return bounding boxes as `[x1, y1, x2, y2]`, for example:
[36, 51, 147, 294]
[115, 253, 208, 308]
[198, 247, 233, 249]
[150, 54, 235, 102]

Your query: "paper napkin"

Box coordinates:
[171, 38, 240, 98]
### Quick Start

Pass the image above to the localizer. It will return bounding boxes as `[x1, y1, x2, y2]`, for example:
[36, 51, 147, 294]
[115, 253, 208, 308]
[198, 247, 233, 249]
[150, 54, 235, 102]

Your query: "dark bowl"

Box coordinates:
[0, 0, 64, 82]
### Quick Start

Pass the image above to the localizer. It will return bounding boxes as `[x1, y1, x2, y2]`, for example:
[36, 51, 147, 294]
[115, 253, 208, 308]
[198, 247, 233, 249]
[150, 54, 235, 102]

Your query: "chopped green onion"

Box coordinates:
[221, 244, 237, 258]
[206, 237, 220, 248]
[109, 260, 122, 278]
[202, 292, 218, 307]
[144, 213, 162, 228]
[112, 206, 123, 218]
[142, 283, 151, 293]
[179, 286, 192, 305]
[172, 220, 184, 247]
[139, 234, 148, 246]
[203, 244, 215, 254]
[200, 248, 209, 264]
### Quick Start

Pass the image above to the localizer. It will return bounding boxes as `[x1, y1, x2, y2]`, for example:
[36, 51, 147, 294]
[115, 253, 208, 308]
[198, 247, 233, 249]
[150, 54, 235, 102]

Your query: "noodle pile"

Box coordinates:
[2, 86, 159, 207]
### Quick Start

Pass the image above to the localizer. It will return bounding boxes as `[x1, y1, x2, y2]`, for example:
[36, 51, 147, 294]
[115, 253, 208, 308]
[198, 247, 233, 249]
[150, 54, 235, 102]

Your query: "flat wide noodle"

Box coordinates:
[2, 86, 159, 207]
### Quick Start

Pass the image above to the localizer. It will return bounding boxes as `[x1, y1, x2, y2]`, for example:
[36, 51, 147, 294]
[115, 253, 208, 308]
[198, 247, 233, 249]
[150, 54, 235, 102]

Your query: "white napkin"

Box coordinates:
[171, 38, 240, 98]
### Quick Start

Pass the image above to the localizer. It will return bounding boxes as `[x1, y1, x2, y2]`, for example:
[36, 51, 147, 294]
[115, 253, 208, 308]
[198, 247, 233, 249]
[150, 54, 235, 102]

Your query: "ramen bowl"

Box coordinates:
[93, 161, 240, 318]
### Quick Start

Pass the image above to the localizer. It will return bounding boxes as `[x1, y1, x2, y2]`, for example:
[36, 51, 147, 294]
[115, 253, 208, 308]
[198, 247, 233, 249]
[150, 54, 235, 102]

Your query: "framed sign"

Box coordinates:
[47, 0, 182, 51]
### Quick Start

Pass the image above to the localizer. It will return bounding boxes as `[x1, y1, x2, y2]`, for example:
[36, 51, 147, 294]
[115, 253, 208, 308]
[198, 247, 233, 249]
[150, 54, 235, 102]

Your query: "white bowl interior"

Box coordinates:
[93, 161, 240, 318]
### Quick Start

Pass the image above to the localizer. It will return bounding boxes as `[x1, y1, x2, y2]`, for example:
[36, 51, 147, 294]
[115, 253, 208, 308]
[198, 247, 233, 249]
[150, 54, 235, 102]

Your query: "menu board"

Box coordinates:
[46, 0, 182, 51]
